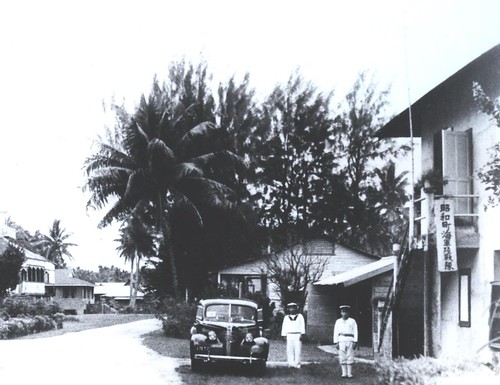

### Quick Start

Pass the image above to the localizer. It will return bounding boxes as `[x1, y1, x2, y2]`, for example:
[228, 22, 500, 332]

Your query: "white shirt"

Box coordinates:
[333, 317, 358, 343]
[281, 313, 306, 336]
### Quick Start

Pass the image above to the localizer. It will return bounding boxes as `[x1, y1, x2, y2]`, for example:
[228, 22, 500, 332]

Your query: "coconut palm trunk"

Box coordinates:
[129, 254, 136, 308]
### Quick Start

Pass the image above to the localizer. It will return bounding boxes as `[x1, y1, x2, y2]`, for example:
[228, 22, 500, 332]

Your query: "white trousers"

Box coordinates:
[286, 334, 302, 367]
[338, 341, 355, 364]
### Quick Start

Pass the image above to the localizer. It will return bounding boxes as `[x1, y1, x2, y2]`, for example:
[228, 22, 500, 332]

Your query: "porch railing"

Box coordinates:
[413, 193, 479, 248]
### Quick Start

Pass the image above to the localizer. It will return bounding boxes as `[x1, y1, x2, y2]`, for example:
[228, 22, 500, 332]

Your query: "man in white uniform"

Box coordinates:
[333, 305, 358, 378]
[281, 302, 305, 368]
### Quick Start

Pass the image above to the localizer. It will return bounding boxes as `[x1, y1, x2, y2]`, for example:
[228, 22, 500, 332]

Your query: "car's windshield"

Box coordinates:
[205, 304, 255, 323]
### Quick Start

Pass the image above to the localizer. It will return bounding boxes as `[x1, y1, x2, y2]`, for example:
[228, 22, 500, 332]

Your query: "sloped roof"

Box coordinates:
[52, 269, 94, 287]
[377, 43, 500, 138]
[0, 237, 55, 268]
[217, 239, 377, 273]
[94, 282, 144, 299]
[315, 256, 395, 286]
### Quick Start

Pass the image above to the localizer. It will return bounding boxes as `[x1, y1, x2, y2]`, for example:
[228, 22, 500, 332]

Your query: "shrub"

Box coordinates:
[1, 295, 61, 317]
[376, 356, 480, 385]
[0, 314, 58, 339]
[156, 297, 197, 338]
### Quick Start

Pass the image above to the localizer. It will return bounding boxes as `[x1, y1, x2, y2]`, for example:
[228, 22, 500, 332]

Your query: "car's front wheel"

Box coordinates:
[190, 357, 204, 372]
[253, 360, 266, 375]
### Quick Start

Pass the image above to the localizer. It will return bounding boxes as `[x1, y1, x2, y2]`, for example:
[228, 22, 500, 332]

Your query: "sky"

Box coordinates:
[0, 0, 499, 271]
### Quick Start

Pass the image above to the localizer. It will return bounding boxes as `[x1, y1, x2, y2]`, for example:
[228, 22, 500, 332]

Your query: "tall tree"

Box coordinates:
[38, 219, 77, 268]
[332, 73, 409, 252]
[85, 61, 246, 297]
[361, 161, 409, 254]
[115, 213, 156, 308]
[0, 242, 25, 297]
[248, 72, 335, 244]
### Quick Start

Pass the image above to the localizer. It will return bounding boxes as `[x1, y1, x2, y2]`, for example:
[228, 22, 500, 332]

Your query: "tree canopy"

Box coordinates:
[85, 60, 410, 299]
[0, 242, 25, 297]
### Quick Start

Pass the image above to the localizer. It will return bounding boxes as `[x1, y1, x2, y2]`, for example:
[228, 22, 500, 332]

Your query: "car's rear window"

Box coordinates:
[205, 304, 255, 323]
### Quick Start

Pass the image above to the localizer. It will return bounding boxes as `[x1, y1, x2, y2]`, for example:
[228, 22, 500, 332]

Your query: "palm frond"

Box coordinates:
[178, 121, 217, 147]
[173, 162, 204, 180]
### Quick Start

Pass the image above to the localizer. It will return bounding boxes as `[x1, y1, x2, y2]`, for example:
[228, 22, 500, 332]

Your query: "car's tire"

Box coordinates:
[191, 358, 204, 372]
[253, 361, 266, 375]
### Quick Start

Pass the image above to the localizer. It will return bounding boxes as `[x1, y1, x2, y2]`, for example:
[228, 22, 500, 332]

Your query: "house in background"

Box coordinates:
[13, 247, 56, 297]
[377, 43, 500, 360]
[1, 213, 94, 315]
[94, 282, 144, 307]
[46, 269, 95, 315]
[216, 238, 395, 352]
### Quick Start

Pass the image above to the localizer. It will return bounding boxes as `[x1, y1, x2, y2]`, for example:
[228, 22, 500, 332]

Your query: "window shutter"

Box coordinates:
[441, 129, 473, 214]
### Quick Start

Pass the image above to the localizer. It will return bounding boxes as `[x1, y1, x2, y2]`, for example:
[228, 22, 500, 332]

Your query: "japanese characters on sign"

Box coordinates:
[434, 199, 458, 272]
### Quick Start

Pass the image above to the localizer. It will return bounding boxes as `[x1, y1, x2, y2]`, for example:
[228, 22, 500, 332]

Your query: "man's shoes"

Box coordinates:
[341, 375, 347, 378]
[347, 375, 354, 378]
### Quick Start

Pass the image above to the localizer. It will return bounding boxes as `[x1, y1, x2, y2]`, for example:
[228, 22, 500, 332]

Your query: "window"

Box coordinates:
[440, 128, 475, 223]
[63, 287, 76, 298]
[459, 269, 471, 327]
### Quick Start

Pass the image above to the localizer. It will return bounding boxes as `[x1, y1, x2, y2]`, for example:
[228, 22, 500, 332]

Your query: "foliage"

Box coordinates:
[35, 219, 77, 268]
[84, 60, 248, 298]
[0, 243, 25, 296]
[473, 81, 500, 208]
[1, 295, 62, 317]
[332, 73, 409, 253]
[0, 315, 61, 339]
[4, 218, 47, 255]
[116, 214, 157, 308]
[0, 295, 64, 339]
[248, 72, 335, 241]
[263, 239, 328, 310]
[157, 297, 197, 338]
[375, 356, 488, 385]
[72, 265, 130, 283]
[414, 168, 448, 194]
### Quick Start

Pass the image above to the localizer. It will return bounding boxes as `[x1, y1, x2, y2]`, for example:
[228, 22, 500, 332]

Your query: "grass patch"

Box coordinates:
[142, 331, 377, 384]
[142, 330, 333, 362]
[17, 313, 154, 339]
[175, 362, 376, 385]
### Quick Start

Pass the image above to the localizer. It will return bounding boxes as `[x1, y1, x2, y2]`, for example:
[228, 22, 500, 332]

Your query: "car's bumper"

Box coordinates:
[194, 353, 266, 364]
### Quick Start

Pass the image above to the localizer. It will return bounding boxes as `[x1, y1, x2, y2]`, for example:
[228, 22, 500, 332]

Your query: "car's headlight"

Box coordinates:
[208, 330, 217, 341]
[190, 326, 197, 335]
[244, 332, 254, 343]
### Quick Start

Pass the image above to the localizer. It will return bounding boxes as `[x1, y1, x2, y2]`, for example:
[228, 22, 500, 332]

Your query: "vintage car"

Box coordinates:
[189, 298, 269, 371]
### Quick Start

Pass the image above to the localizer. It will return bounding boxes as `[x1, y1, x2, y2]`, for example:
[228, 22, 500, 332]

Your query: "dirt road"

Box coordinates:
[0, 318, 182, 385]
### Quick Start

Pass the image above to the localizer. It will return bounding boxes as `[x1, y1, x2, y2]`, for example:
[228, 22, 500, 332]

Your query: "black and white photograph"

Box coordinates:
[0, 1, 499, 384]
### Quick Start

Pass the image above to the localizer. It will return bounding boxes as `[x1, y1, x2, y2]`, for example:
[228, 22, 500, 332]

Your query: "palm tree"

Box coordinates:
[366, 161, 409, 254]
[85, 74, 245, 297]
[116, 213, 156, 308]
[38, 219, 77, 269]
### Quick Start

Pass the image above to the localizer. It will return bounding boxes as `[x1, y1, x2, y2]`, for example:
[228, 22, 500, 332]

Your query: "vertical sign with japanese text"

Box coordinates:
[434, 199, 458, 272]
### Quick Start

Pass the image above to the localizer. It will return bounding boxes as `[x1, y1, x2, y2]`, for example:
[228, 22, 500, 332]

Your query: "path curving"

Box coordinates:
[0, 318, 182, 385]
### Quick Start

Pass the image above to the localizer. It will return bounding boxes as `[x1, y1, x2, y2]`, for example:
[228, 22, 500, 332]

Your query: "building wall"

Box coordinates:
[54, 287, 94, 315]
[397, 251, 425, 357]
[307, 285, 338, 343]
[415, 46, 500, 358]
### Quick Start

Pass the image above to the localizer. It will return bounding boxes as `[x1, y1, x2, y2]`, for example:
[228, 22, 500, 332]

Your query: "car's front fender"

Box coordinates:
[191, 333, 208, 345]
[250, 337, 269, 355]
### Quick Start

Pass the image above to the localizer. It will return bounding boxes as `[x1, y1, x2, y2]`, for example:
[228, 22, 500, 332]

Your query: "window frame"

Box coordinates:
[458, 268, 471, 327]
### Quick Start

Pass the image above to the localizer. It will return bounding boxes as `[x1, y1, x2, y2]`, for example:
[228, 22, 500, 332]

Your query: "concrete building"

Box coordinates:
[377, 43, 500, 360]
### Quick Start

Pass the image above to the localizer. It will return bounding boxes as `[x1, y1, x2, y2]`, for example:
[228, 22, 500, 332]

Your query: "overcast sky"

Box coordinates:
[0, 0, 499, 271]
